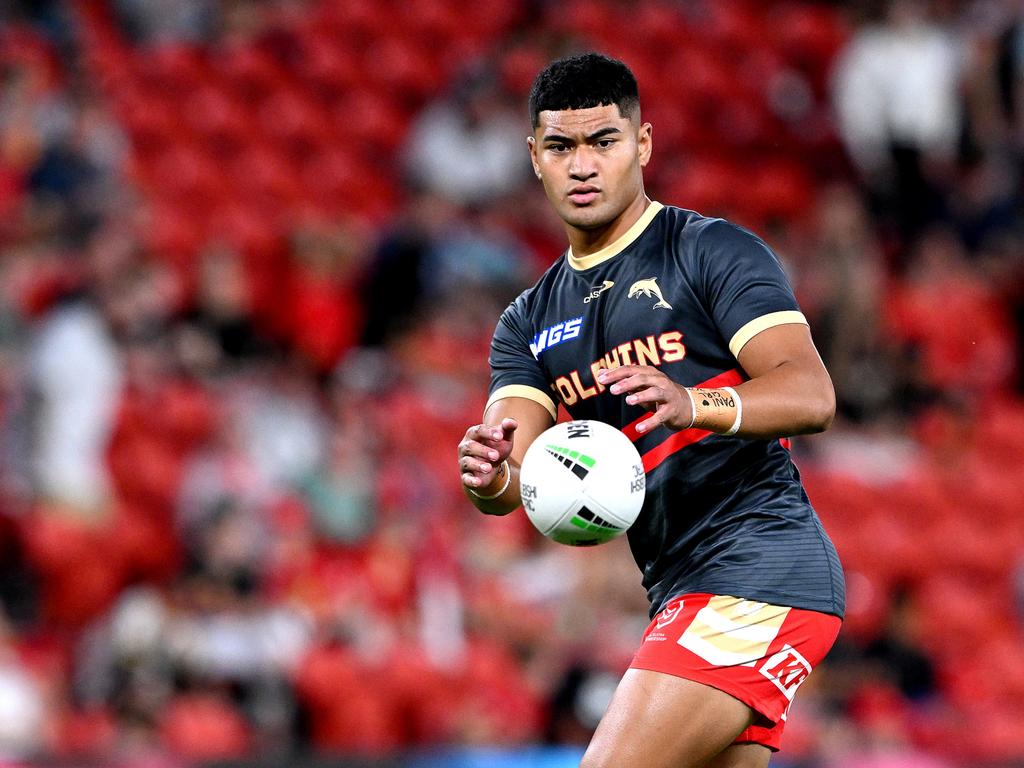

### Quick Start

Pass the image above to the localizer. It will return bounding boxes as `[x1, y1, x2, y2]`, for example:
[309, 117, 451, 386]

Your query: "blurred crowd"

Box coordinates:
[0, 0, 1022, 766]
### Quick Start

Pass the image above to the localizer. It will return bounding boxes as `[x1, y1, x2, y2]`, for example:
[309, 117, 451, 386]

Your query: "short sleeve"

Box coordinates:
[487, 298, 558, 420]
[696, 220, 808, 358]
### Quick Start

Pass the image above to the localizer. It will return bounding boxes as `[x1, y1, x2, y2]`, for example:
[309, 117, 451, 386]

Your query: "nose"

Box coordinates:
[568, 146, 597, 180]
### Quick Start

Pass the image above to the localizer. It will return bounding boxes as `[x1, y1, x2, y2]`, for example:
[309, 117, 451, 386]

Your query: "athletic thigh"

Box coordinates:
[579, 668, 758, 768]
[705, 743, 772, 768]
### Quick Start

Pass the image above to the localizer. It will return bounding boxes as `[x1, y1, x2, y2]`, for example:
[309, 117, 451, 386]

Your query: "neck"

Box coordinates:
[567, 194, 651, 257]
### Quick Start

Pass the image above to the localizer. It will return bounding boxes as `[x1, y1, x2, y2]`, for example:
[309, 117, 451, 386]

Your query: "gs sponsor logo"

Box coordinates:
[530, 317, 582, 357]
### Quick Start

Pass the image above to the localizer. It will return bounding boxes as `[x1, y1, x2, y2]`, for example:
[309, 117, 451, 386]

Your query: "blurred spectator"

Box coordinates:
[0, 613, 47, 758]
[421, 205, 533, 302]
[113, 0, 216, 45]
[360, 192, 459, 347]
[284, 221, 367, 373]
[803, 183, 907, 424]
[29, 293, 122, 516]
[832, 1, 963, 246]
[862, 588, 936, 703]
[404, 69, 531, 206]
[181, 243, 264, 362]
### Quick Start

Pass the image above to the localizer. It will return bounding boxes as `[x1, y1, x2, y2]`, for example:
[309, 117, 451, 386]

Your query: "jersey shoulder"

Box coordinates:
[660, 205, 770, 256]
[659, 206, 788, 289]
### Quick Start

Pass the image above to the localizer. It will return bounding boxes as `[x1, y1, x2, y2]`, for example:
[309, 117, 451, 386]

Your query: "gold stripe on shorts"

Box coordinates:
[678, 595, 791, 667]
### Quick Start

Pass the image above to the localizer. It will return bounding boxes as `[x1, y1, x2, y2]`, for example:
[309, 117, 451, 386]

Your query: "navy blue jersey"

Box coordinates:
[488, 203, 845, 619]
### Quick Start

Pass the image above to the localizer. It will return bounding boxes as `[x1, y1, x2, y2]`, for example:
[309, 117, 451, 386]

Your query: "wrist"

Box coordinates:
[681, 386, 697, 429]
[686, 386, 743, 436]
[467, 459, 511, 500]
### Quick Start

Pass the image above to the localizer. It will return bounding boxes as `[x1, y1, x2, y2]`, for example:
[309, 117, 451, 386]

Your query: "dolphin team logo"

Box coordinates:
[584, 280, 615, 304]
[627, 277, 672, 310]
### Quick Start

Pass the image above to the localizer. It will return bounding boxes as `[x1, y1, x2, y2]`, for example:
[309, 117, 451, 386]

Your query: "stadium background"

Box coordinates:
[0, 0, 1022, 766]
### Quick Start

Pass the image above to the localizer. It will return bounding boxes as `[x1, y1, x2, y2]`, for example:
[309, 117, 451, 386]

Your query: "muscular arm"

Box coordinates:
[729, 322, 835, 438]
[599, 323, 834, 439]
[457, 396, 555, 515]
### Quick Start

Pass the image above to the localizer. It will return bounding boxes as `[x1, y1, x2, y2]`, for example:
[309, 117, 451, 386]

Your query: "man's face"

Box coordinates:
[528, 104, 652, 232]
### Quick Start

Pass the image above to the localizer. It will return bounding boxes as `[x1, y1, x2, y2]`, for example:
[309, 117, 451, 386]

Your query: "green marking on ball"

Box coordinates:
[546, 444, 597, 467]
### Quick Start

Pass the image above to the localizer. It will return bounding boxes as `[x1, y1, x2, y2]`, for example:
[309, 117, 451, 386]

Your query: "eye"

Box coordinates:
[597, 139, 615, 148]
[548, 143, 569, 153]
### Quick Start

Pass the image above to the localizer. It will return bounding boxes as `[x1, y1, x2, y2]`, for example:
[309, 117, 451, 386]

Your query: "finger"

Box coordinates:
[469, 424, 506, 444]
[624, 385, 669, 407]
[602, 364, 659, 381]
[459, 439, 502, 462]
[460, 455, 495, 474]
[596, 365, 639, 385]
[608, 372, 661, 395]
[462, 471, 493, 488]
[499, 418, 518, 441]
[635, 404, 671, 433]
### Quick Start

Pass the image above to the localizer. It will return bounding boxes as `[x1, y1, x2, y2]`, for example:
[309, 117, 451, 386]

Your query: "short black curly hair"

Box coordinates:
[528, 53, 640, 128]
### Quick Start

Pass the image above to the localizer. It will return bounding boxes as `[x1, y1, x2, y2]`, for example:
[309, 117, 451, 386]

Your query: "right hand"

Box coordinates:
[458, 418, 518, 491]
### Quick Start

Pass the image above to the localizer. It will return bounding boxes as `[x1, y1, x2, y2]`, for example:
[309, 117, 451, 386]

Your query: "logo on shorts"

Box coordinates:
[656, 600, 684, 629]
[758, 644, 812, 705]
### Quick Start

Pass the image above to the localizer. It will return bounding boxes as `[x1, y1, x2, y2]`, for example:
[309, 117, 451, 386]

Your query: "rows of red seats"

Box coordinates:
[70, 0, 850, 274]
[802, 398, 1024, 762]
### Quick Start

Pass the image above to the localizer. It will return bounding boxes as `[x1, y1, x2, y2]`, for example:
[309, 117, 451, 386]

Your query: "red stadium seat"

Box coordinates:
[257, 89, 332, 160]
[160, 693, 251, 759]
[142, 42, 207, 95]
[296, 33, 361, 102]
[214, 44, 287, 103]
[362, 36, 443, 103]
[744, 160, 814, 224]
[702, 1, 764, 57]
[767, 4, 849, 79]
[662, 156, 742, 220]
[228, 143, 304, 208]
[183, 83, 252, 148]
[142, 202, 206, 265]
[332, 90, 409, 158]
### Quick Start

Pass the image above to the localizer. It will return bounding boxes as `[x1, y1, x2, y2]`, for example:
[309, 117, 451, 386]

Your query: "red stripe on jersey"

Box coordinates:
[621, 368, 746, 473]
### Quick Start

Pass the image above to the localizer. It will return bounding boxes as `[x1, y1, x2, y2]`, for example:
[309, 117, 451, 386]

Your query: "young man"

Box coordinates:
[456, 53, 844, 768]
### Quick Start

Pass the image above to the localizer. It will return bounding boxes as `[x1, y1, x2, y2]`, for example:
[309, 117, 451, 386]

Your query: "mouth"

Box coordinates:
[568, 186, 600, 205]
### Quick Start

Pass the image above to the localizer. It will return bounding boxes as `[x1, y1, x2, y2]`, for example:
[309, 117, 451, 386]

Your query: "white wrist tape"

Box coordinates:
[721, 387, 742, 436]
[682, 387, 697, 429]
[467, 460, 511, 500]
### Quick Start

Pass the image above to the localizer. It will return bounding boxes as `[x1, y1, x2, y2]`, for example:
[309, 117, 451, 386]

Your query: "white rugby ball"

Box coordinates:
[519, 420, 645, 546]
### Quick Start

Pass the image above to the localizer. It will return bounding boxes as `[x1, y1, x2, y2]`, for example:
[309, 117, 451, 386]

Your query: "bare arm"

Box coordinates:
[457, 396, 555, 515]
[597, 323, 834, 439]
[729, 322, 835, 437]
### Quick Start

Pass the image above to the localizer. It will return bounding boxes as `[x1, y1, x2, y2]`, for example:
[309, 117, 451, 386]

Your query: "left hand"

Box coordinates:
[598, 365, 694, 434]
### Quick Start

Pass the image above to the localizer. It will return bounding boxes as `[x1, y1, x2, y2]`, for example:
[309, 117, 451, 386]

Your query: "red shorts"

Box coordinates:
[629, 593, 841, 751]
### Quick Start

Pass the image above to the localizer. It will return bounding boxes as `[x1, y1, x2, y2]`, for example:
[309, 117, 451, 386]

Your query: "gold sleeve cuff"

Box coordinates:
[485, 384, 557, 421]
[728, 310, 808, 358]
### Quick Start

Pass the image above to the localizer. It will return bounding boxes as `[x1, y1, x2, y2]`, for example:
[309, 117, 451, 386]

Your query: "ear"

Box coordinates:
[527, 135, 541, 178]
[637, 122, 653, 168]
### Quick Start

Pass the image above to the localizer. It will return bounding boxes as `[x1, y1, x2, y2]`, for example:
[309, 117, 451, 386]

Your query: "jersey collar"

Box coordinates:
[567, 201, 664, 271]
